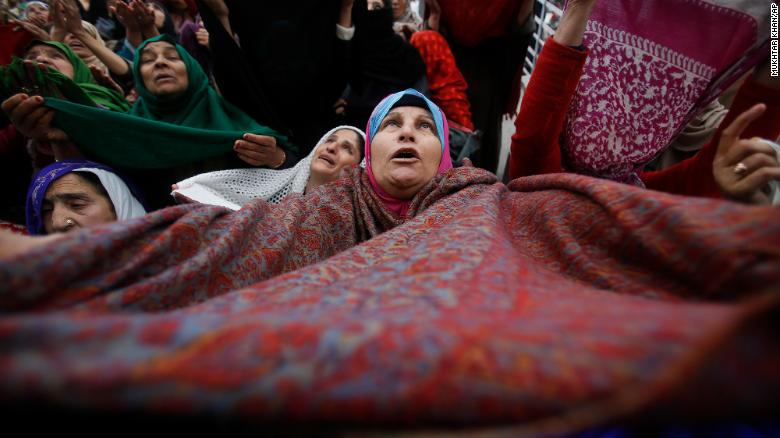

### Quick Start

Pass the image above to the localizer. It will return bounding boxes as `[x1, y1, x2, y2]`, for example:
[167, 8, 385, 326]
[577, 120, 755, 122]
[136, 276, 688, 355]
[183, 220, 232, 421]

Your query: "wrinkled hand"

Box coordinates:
[56, 0, 86, 36]
[553, 0, 597, 46]
[26, 12, 48, 29]
[234, 133, 285, 167]
[1, 93, 70, 143]
[712, 104, 780, 205]
[131, 0, 156, 33]
[112, 0, 140, 32]
[89, 65, 123, 94]
[10, 18, 49, 40]
[196, 27, 209, 47]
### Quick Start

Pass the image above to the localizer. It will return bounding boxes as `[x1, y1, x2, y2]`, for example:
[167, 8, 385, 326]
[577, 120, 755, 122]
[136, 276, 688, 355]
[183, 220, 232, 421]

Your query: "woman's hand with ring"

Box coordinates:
[713, 103, 780, 205]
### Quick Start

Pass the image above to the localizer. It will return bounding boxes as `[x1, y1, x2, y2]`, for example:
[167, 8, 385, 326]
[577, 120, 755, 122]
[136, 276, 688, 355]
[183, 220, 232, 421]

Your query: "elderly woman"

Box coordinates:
[0, 88, 779, 432]
[3, 34, 294, 209]
[173, 126, 365, 208]
[26, 159, 147, 234]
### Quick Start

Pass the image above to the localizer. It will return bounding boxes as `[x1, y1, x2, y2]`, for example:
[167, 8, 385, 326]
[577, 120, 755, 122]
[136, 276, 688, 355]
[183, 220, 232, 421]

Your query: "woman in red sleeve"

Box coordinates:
[509, 0, 780, 204]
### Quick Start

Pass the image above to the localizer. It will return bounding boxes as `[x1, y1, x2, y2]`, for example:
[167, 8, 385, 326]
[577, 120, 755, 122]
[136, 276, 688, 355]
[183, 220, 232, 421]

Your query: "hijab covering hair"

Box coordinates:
[72, 21, 109, 74]
[21, 1, 49, 19]
[25, 159, 148, 235]
[173, 126, 366, 209]
[0, 40, 130, 112]
[39, 34, 292, 169]
[365, 88, 452, 217]
[392, 0, 423, 33]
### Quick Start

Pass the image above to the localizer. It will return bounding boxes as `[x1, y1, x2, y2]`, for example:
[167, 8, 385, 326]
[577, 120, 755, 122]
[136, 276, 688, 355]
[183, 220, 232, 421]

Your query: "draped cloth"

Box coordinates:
[562, 0, 770, 183]
[1, 167, 779, 433]
[0, 41, 129, 113]
[39, 35, 293, 170]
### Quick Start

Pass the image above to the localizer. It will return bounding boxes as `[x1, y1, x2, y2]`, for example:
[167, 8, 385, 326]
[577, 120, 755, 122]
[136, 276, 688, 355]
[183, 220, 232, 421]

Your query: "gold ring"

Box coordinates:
[733, 162, 748, 176]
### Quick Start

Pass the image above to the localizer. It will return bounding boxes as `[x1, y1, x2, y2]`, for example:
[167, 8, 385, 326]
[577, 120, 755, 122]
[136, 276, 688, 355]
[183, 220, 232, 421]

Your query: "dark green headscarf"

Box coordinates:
[0, 40, 129, 113]
[41, 35, 294, 170]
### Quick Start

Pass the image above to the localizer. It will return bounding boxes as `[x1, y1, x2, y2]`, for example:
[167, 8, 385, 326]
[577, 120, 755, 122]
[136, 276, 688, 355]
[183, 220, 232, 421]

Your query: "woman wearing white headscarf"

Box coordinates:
[173, 126, 366, 209]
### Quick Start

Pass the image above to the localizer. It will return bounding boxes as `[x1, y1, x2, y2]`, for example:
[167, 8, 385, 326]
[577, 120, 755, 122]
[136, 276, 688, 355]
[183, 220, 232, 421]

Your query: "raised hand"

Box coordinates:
[196, 27, 209, 47]
[56, 0, 87, 37]
[712, 104, 780, 205]
[131, 0, 157, 36]
[553, 0, 598, 47]
[2, 93, 70, 143]
[234, 133, 286, 168]
[112, 0, 140, 33]
[9, 18, 49, 40]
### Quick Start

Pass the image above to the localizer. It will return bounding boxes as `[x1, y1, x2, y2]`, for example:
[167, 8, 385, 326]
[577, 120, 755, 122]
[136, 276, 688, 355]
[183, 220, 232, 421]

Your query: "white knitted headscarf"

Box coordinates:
[172, 126, 366, 210]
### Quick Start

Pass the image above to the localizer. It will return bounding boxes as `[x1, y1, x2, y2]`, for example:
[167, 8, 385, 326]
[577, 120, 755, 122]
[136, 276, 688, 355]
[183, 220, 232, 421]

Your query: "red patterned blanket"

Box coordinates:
[1, 168, 778, 434]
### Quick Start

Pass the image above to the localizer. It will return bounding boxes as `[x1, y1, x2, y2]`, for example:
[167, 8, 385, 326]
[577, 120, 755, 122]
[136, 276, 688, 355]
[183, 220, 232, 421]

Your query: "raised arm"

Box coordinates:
[507, 0, 596, 180]
[54, 0, 130, 76]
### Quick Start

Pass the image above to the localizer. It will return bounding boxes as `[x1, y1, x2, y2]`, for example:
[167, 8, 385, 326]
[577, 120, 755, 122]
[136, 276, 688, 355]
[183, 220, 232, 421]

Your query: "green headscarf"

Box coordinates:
[41, 35, 294, 170]
[0, 40, 129, 113]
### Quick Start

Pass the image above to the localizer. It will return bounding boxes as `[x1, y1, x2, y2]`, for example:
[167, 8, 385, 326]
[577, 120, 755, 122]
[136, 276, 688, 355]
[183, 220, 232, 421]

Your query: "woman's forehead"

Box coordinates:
[26, 44, 64, 56]
[384, 106, 433, 119]
[44, 174, 98, 198]
[142, 41, 178, 54]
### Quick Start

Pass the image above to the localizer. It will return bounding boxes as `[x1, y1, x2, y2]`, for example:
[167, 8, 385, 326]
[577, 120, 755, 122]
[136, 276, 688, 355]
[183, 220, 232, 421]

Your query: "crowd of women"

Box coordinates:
[0, 0, 779, 435]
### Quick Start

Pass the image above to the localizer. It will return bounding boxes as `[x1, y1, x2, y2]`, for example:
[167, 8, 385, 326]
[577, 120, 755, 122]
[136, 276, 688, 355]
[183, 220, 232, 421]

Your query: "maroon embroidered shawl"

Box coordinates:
[563, 0, 770, 183]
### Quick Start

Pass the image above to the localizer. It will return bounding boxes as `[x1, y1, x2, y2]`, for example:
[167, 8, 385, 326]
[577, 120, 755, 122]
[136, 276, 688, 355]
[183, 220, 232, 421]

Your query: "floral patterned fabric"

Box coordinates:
[563, 0, 770, 183]
[1, 167, 779, 433]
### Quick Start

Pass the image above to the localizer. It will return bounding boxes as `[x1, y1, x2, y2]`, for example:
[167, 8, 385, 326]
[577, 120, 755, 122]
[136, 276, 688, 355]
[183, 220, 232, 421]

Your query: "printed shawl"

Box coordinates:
[1, 168, 779, 434]
[40, 35, 293, 170]
[563, 0, 770, 183]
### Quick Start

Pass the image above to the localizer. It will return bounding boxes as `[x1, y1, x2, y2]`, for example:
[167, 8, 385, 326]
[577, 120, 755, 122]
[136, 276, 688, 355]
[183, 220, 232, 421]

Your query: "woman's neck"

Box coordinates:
[304, 175, 325, 195]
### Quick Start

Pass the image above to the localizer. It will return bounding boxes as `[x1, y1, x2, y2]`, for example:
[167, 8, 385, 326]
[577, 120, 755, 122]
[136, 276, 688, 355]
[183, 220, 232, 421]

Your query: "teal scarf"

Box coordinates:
[0, 40, 129, 112]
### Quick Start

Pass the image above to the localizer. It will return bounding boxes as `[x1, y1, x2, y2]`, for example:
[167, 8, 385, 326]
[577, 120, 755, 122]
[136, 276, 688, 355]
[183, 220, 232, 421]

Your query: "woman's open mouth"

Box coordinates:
[390, 147, 420, 163]
[317, 154, 336, 166]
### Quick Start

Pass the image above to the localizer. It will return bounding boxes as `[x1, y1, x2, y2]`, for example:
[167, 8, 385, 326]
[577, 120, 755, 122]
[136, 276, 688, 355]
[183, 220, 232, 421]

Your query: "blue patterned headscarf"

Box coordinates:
[26, 159, 148, 235]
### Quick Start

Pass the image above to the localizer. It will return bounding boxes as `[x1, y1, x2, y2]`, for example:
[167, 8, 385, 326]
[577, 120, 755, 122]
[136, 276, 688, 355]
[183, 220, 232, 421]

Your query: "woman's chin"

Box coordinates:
[383, 171, 428, 199]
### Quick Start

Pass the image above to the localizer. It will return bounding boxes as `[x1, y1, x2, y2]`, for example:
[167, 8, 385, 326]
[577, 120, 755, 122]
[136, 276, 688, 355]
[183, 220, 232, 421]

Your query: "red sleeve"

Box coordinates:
[508, 38, 588, 180]
[641, 78, 780, 198]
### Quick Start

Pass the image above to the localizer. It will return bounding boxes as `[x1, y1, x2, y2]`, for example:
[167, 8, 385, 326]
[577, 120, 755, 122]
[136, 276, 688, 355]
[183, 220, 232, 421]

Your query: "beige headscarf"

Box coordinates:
[70, 20, 109, 74]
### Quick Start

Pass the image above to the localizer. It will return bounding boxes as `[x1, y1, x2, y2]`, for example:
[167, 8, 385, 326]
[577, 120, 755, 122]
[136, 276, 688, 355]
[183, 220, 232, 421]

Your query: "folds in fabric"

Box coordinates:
[0, 168, 779, 432]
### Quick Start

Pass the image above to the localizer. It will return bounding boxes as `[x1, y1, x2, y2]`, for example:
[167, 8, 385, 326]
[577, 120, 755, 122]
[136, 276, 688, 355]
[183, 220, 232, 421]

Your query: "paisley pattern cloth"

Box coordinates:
[1, 168, 779, 434]
[563, 0, 770, 183]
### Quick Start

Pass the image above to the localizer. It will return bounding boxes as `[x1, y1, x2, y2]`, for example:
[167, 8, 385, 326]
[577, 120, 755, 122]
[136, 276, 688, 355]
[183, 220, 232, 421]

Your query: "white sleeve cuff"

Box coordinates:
[336, 23, 355, 41]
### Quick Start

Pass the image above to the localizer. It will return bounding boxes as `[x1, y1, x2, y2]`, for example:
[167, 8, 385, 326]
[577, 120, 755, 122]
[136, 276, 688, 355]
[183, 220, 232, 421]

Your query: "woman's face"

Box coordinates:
[42, 173, 116, 234]
[24, 44, 74, 79]
[64, 33, 92, 59]
[309, 129, 362, 182]
[25, 3, 49, 23]
[391, 0, 407, 19]
[370, 106, 442, 199]
[139, 41, 189, 97]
